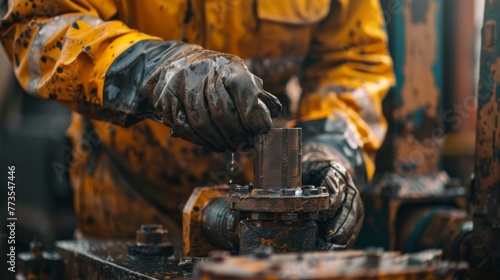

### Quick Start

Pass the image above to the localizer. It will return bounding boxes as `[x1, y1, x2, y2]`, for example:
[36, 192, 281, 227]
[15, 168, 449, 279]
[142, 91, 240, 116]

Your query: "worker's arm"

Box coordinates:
[297, 0, 395, 181]
[0, 0, 281, 151]
[298, 0, 394, 249]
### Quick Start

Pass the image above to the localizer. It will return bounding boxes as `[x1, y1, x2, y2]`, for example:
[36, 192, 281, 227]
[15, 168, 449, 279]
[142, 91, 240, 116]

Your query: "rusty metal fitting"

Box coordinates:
[127, 224, 174, 257]
[227, 128, 332, 254]
[136, 224, 168, 245]
[228, 186, 329, 213]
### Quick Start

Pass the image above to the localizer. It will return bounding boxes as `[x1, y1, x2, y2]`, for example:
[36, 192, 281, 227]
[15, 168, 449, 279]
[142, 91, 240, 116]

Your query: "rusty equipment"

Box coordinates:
[17, 239, 63, 280]
[183, 128, 330, 256]
[127, 224, 174, 256]
[193, 248, 467, 280]
[183, 186, 235, 256]
[459, 0, 500, 276]
[356, 0, 471, 259]
[228, 128, 329, 254]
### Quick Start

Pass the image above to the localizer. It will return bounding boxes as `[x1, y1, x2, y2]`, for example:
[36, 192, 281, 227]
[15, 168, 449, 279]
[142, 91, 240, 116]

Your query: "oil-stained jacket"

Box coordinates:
[0, 0, 394, 238]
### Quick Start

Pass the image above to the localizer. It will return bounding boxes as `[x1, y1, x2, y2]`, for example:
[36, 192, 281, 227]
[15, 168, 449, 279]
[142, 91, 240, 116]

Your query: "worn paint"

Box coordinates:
[465, 0, 500, 275]
[378, 0, 443, 175]
[395, 0, 439, 121]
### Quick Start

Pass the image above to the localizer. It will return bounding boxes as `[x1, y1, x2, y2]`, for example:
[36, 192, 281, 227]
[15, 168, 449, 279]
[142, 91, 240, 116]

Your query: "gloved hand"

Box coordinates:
[302, 158, 364, 250]
[296, 114, 368, 250]
[140, 42, 282, 152]
[296, 116, 366, 250]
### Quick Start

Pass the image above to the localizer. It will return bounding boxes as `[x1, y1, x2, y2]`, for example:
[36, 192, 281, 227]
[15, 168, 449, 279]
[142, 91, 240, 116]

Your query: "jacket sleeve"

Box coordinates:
[0, 0, 168, 126]
[297, 0, 395, 179]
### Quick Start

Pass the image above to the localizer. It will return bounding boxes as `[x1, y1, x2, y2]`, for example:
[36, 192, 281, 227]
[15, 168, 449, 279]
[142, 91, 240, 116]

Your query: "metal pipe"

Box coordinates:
[253, 128, 302, 189]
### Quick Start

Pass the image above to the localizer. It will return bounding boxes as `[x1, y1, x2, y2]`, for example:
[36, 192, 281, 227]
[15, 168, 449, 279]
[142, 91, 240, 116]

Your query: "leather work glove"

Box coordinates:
[139, 42, 282, 152]
[296, 116, 366, 250]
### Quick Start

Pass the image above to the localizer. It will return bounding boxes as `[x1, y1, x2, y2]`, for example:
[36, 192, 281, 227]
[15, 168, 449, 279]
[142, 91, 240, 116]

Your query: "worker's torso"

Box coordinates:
[69, 0, 332, 232]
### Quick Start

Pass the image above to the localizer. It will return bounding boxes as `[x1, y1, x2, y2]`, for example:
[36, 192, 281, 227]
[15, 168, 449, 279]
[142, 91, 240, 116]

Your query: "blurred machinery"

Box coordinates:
[48, 124, 470, 279]
[194, 249, 467, 280]
[357, 0, 471, 256]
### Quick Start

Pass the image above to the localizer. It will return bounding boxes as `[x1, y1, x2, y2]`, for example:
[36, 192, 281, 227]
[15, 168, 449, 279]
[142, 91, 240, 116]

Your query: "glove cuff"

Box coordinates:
[102, 40, 203, 126]
[302, 141, 354, 176]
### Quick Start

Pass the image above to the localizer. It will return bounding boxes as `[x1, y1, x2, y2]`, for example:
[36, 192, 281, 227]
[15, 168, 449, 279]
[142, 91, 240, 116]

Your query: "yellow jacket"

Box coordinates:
[1, 0, 394, 238]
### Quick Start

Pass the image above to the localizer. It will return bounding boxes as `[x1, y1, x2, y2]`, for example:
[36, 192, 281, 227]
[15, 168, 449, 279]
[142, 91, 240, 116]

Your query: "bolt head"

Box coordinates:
[250, 212, 267, 220]
[232, 210, 242, 218]
[136, 224, 168, 245]
[283, 189, 296, 196]
[281, 213, 298, 222]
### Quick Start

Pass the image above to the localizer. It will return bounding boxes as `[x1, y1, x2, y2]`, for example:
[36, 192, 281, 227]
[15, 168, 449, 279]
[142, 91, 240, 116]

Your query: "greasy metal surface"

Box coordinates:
[57, 240, 189, 279]
[254, 128, 302, 189]
[239, 220, 317, 255]
[228, 127, 329, 254]
[182, 186, 229, 257]
[194, 249, 467, 280]
[228, 185, 329, 213]
[465, 0, 500, 276]
[474, 3, 500, 224]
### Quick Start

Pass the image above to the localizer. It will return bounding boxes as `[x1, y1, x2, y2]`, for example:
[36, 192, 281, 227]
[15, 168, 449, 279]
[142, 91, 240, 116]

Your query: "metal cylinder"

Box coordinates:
[253, 128, 302, 189]
[202, 197, 239, 251]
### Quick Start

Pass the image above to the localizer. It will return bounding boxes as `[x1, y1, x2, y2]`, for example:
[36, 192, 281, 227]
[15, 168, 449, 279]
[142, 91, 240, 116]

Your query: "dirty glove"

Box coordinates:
[297, 116, 366, 249]
[138, 41, 282, 152]
[302, 159, 364, 250]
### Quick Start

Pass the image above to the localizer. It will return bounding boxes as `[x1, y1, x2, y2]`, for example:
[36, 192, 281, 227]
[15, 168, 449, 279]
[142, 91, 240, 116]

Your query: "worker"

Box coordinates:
[1, 0, 394, 250]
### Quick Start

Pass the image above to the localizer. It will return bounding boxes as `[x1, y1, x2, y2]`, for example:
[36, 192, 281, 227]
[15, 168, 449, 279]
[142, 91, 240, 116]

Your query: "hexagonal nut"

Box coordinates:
[302, 187, 312, 196]
[231, 210, 242, 218]
[282, 189, 296, 196]
[281, 213, 298, 222]
[136, 224, 168, 245]
[303, 212, 319, 220]
[250, 212, 268, 220]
